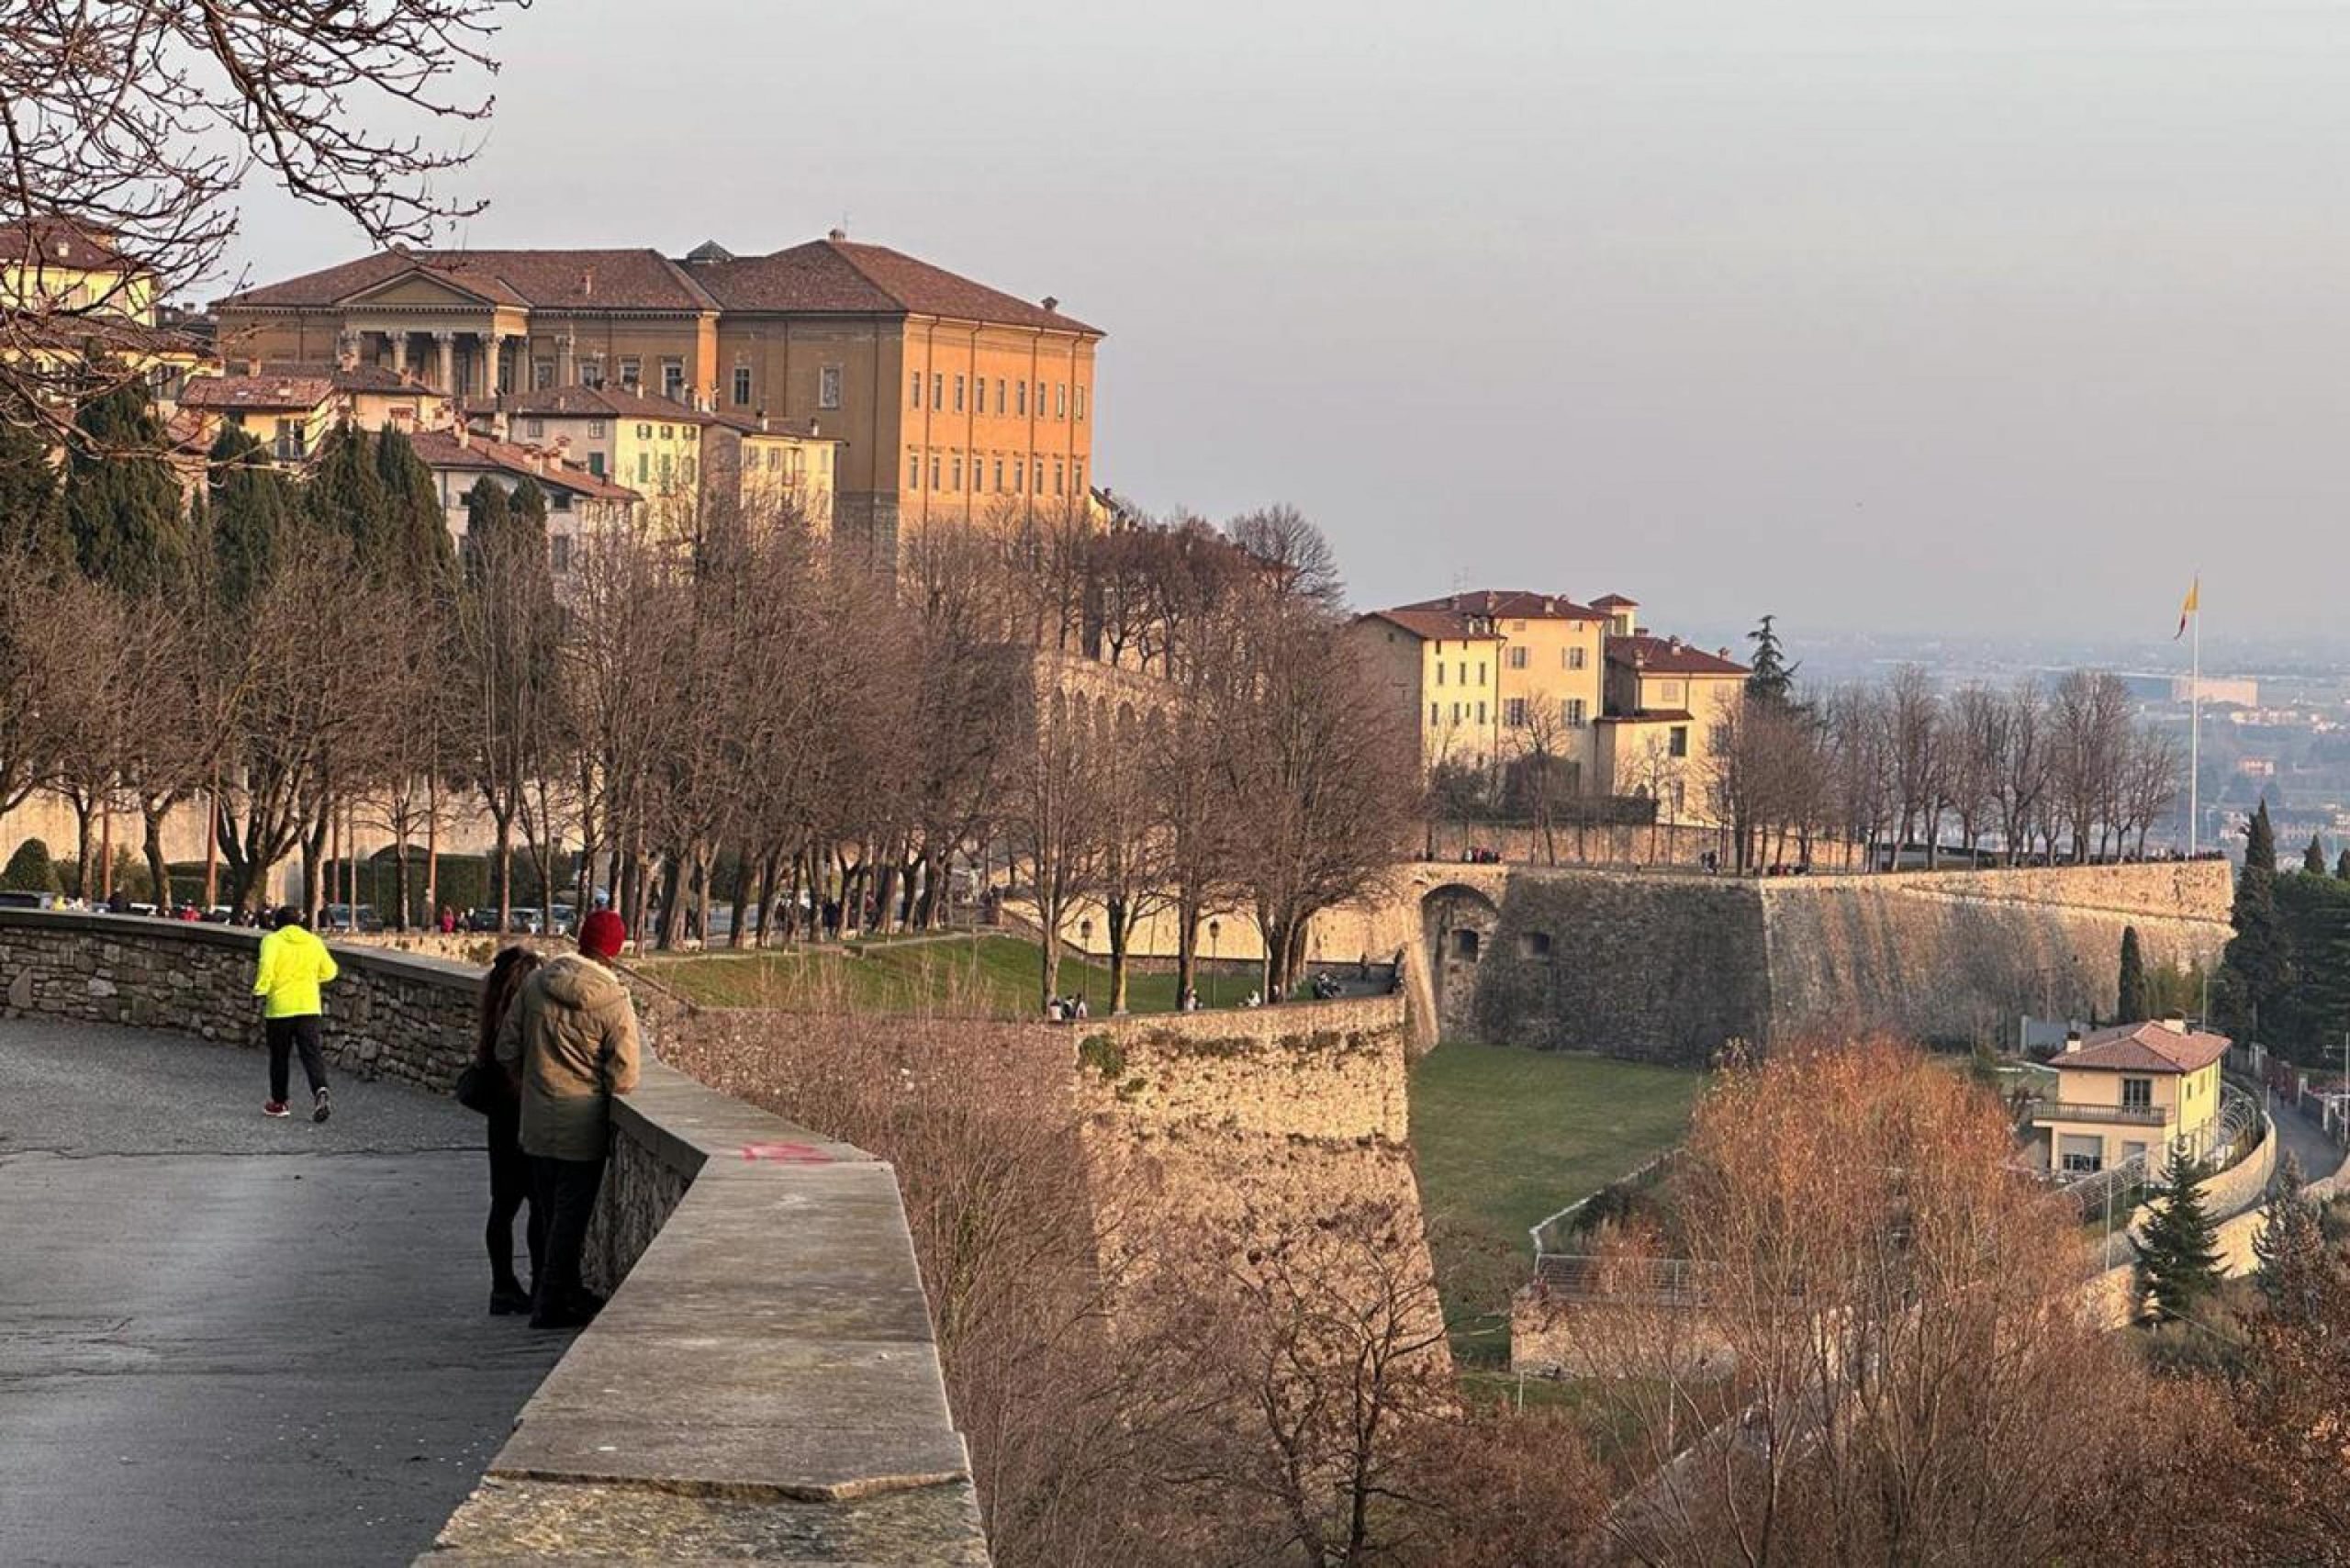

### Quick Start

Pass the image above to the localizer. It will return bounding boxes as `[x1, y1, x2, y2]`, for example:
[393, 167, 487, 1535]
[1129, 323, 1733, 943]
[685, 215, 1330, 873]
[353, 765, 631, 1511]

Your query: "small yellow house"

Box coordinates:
[1387, 591, 1609, 793]
[1350, 608, 1505, 773]
[2033, 1016, 2230, 1176]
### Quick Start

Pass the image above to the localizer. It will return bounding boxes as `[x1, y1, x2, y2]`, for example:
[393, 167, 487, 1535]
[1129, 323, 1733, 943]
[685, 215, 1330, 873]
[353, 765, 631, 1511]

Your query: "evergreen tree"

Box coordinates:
[0, 407, 69, 573]
[62, 379, 185, 596]
[2336, 848, 2350, 881]
[2134, 1148, 2224, 1324]
[305, 420, 390, 577]
[2306, 834, 2328, 875]
[1745, 613, 1798, 708]
[506, 474, 548, 538]
[2219, 801, 2291, 1038]
[373, 422, 454, 593]
[2253, 1151, 2330, 1325]
[462, 474, 512, 573]
[207, 426, 297, 616]
[2116, 925, 2149, 1025]
[1, 836, 60, 893]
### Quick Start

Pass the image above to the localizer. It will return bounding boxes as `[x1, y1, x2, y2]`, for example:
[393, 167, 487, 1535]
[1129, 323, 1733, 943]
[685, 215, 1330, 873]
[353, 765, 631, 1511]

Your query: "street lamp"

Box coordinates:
[1079, 918, 1093, 1011]
[1209, 918, 1222, 1002]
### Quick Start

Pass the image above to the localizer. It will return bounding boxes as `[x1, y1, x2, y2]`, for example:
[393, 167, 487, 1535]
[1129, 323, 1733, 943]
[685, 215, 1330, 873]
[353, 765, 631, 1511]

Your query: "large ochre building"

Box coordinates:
[215, 230, 1103, 558]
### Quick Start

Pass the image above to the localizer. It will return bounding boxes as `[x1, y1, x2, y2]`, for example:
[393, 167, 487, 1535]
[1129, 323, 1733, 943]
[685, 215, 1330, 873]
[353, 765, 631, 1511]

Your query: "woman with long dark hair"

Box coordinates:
[478, 946, 544, 1314]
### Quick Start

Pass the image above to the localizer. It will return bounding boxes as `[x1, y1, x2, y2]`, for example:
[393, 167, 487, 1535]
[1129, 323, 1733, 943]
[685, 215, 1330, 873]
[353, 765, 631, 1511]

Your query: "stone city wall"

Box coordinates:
[1429, 860, 2232, 1064]
[0, 910, 988, 1564]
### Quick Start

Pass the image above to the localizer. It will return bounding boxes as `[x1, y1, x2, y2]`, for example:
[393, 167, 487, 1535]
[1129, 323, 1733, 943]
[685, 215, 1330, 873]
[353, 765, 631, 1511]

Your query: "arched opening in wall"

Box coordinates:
[1455, 928, 1481, 961]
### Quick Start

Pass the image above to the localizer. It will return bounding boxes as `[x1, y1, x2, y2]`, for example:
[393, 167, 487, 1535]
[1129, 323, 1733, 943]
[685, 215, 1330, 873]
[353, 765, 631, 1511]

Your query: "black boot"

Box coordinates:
[489, 1281, 532, 1316]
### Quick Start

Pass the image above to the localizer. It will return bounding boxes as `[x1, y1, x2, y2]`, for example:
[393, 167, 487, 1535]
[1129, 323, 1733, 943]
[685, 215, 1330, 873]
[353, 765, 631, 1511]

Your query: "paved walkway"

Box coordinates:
[0, 1020, 566, 1568]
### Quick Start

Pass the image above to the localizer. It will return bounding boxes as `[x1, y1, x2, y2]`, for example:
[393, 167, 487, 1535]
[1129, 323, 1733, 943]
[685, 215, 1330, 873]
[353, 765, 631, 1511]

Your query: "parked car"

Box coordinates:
[320, 903, 382, 933]
[463, 907, 503, 934]
[0, 890, 59, 910]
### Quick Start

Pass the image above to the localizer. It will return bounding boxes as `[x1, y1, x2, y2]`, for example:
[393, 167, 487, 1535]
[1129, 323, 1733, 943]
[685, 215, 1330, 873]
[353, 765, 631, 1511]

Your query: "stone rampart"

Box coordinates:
[1432, 860, 2232, 1063]
[0, 910, 987, 1565]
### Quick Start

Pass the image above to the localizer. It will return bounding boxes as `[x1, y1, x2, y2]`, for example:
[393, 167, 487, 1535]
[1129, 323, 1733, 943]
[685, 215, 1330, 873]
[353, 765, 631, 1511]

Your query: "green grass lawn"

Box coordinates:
[1410, 1043, 1705, 1367]
[637, 934, 1273, 1016]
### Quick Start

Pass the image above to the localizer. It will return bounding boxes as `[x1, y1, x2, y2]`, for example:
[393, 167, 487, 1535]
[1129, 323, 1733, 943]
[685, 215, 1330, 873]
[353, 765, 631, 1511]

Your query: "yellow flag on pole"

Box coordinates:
[2174, 577, 2199, 641]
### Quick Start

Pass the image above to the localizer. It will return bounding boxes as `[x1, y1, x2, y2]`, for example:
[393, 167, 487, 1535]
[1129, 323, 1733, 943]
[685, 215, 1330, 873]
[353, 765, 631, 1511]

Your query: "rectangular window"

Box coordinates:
[954, 375, 966, 412]
[1458, 662, 1468, 685]
[1564, 698, 1587, 728]
[997, 377, 1007, 412]
[909, 452, 921, 488]
[1660, 679, 1684, 704]
[1450, 703, 1461, 723]
[660, 424, 675, 439]
[588, 420, 605, 438]
[993, 457, 1004, 491]
[952, 454, 963, 490]
[1035, 380, 1046, 415]
[588, 452, 605, 477]
[733, 367, 752, 406]
[524, 417, 543, 438]
[619, 356, 641, 390]
[1669, 724, 1689, 758]
[1013, 459, 1024, 491]
[2059, 1136, 2103, 1174]
[1567, 646, 1587, 670]
[1016, 381, 1026, 416]
[580, 361, 605, 388]
[1477, 662, 1487, 684]
[1507, 646, 1528, 669]
[1054, 459, 1064, 494]
[1477, 701, 1487, 724]
[819, 364, 843, 409]
[636, 422, 651, 439]
[636, 452, 648, 483]
[929, 454, 941, 487]
[1429, 702, 1440, 727]
[1505, 698, 1528, 727]
[2121, 1078, 2154, 1111]
[532, 360, 554, 390]
[662, 362, 685, 401]
[1076, 386, 1088, 420]
[932, 372, 944, 409]
[1435, 662, 1446, 687]
[973, 378, 986, 415]
[659, 452, 673, 487]
[911, 372, 923, 408]
[550, 533, 572, 572]
[1056, 382, 1067, 418]
[1073, 460, 1083, 492]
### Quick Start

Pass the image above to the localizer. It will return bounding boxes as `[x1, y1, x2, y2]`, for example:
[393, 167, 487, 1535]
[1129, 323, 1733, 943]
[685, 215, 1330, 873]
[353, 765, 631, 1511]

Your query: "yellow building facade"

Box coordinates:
[216, 230, 1101, 560]
[1352, 609, 1505, 772]
[1, 217, 205, 398]
[2031, 1018, 2230, 1175]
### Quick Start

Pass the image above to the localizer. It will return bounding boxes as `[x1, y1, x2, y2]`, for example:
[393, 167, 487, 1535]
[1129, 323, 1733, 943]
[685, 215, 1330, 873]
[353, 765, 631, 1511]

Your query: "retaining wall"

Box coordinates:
[0, 910, 986, 1565]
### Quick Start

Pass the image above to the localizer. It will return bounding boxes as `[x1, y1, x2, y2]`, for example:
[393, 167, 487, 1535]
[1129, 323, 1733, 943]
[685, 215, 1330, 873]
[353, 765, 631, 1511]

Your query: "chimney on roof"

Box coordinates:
[244, 356, 262, 376]
[1668, 635, 1683, 652]
[808, 418, 820, 437]
[1718, 646, 1731, 660]
[1042, 296, 1058, 313]
[579, 267, 594, 297]
[2161, 1012, 2188, 1034]
[1542, 598, 1554, 614]
[454, 425, 469, 450]
[2063, 1029, 2082, 1054]
[828, 226, 847, 242]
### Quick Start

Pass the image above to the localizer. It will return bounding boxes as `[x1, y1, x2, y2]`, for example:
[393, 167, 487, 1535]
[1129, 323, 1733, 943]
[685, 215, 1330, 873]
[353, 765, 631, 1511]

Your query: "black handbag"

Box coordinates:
[454, 1060, 498, 1115]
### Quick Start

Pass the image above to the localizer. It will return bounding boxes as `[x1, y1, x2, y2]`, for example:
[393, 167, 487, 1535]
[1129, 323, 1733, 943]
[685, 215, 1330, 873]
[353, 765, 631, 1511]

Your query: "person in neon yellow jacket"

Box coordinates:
[254, 906, 339, 1122]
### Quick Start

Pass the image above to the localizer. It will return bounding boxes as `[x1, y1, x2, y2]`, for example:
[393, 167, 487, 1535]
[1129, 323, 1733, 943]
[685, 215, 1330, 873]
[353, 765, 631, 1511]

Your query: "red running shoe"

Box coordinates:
[263, 1100, 291, 1118]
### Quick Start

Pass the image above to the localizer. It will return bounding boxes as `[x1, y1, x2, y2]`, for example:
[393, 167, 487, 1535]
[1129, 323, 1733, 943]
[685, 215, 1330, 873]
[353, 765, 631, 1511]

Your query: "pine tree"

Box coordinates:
[2134, 1148, 2224, 1324]
[2254, 1151, 2330, 1325]
[1745, 614, 1798, 708]
[2219, 801, 2292, 1038]
[62, 379, 185, 596]
[1, 836, 60, 893]
[2306, 834, 2327, 875]
[2117, 926, 2149, 1025]
[2337, 849, 2350, 881]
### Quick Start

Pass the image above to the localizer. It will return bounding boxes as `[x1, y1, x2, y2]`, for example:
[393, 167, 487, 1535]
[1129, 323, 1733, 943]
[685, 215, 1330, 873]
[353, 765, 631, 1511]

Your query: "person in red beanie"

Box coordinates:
[493, 905, 640, 1328]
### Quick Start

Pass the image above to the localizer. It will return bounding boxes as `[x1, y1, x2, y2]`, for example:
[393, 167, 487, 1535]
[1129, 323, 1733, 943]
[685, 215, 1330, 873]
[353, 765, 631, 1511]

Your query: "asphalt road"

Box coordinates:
[0, 1020, 567, 1568]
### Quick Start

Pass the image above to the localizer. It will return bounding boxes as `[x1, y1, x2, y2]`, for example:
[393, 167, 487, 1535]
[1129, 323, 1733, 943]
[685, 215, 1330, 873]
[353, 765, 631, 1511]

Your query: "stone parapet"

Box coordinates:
[0, 910, 985, 1564]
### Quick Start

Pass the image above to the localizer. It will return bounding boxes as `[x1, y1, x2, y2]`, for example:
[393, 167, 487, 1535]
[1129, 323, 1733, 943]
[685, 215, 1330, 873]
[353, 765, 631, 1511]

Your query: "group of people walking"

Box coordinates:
[249, 903, 641, 1331]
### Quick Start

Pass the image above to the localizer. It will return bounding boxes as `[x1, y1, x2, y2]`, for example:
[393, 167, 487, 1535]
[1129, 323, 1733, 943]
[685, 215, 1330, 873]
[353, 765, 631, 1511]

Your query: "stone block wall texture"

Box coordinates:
[0, 908, 479, 1091]
[1435, 861, 2232, 1063]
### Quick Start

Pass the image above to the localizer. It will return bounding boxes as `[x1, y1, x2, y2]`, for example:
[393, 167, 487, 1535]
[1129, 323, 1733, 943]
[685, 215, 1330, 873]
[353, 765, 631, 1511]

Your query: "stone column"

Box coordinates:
[433, 331, 454, 395]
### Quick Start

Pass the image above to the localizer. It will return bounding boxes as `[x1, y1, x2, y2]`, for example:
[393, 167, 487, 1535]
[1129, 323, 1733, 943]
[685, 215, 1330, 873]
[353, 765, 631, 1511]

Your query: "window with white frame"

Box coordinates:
[1505, 697, 1528, 727]
[1567, 645, 1587, 670]
[820, 364, 843, 409]
[733, 367, 752, 406]
[1508, 645, 1528, 669]
[1563, 698, 1587, 727]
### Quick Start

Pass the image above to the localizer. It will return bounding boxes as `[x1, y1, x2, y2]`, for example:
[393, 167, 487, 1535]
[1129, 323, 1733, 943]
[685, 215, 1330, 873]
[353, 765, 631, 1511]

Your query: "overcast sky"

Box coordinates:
[224, 1, 2350, 641]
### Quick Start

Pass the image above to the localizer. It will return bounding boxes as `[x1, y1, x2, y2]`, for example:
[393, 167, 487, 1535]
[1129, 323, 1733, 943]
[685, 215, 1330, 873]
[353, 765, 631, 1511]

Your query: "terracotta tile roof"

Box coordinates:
[179, 373, 338, 411]
[2058, 1022, 2232, 1075]
[1590, 592, 1639, 609]
[408, 427, 642, 504]
[1607, 634, 1748, 678]
[1359, 609, 1503, 643]
[0, 217, 131, 272]
[690, 236, 1099, 332]
[223, 248, 720, 312]
[1394, 589, 1607, 622]
[469, 385, 722, 425]
[256, 360, 436, 395]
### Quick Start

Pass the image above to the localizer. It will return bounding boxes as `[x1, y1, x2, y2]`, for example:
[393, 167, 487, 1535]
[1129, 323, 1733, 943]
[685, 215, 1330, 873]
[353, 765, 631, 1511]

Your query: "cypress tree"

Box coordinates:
[62, 379, 185, 596]
[2307, 834, 2328, 876]
[2220, 801, 2291, 1038]
[2134, 1148, 2223, 1324]
[2253, 1151, 2328, 1325]
[2336, 849, 2350, 881]
[0, 408, 69, 573]
[207, 426, 297, 617]
[463, 474, 511, 571]
[2117, 926, 2149, 1025]
[306, 420, 389, 577]
[373, 422, 454, 593]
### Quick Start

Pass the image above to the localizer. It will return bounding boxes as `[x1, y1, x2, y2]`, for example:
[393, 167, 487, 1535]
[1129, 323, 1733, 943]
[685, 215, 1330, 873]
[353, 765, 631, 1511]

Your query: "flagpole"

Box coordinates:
[2188, 587, 2200, 857]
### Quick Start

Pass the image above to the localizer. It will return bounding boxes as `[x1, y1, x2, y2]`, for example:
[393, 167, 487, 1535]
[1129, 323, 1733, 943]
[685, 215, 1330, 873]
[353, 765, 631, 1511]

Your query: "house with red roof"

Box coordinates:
[2031, 1016, 2232, 1176]
[214, 229, 1101, 559]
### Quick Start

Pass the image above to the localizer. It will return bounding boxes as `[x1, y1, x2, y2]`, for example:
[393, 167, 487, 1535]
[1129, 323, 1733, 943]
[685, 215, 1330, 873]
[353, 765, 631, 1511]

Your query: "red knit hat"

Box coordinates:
[578, 908, 626, 959]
